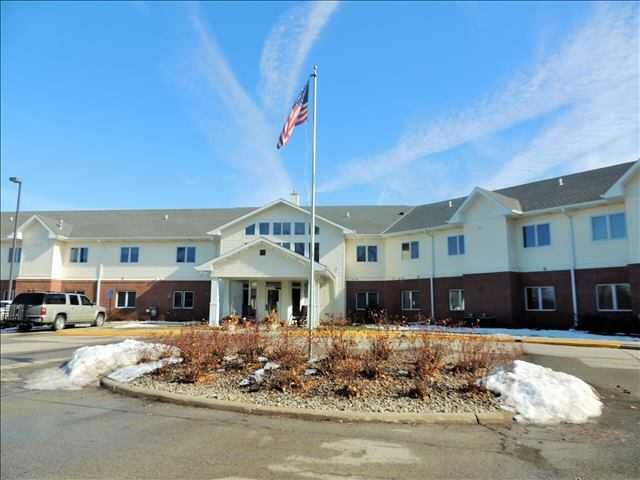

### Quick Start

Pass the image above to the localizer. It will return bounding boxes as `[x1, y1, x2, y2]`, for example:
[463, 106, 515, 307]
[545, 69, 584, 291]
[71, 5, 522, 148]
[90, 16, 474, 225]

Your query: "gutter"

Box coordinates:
[562, 209, 579, 328]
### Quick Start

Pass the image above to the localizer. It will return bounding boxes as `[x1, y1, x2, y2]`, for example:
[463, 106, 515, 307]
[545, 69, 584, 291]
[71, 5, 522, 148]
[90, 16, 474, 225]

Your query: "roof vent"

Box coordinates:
[448, 200, 453, 208]
[558, 178, 564, 186]
[290, 191, 300, 206]
[346, 211, 351, 218]
[9, 216, 13, 223]
[57, 219, 64, 230]
[398, 211, 405, 216]
[164, 214, 169, 221]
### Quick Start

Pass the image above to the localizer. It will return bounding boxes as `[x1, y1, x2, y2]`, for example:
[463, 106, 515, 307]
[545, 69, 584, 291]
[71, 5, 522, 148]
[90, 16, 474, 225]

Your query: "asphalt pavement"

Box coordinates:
[1, 329, 639, 480]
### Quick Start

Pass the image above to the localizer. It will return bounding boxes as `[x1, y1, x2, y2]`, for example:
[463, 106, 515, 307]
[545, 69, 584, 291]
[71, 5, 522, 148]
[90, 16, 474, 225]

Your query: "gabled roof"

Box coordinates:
[448, 187, 522, 224]
[195, 238, 333, 279]
[207, 199, 355, 235]
[602, 160, 639, 198]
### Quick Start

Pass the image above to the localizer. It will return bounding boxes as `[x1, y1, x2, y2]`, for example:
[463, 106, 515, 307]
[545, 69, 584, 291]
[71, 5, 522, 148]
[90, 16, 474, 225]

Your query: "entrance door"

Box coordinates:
[266, 283, 280, 314]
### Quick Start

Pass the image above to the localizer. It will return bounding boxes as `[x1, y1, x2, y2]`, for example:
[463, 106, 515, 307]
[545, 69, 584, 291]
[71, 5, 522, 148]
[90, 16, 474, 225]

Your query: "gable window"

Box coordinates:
[245, 224, 255, 235]
[273, 223, 282, 235]
[7, 247, 21, 263]
[449, 289, 465, 311]
[356, 245, 378, 262]
[307, 242, 320, 262]
[525, 286, 556, 311]
[401, 290, 420, 310]
[596, 284, 631, 311]
[282, 222, 291, 235]
[592, 213, 626, 241]
[70, 247, 89, 263]
[523, 223, 551, 248]
[120, 247, 139, 263]
[280, 242, 291, 250]
[447, 235, 465, 256]
[294, 242, 305, 256]
[273, 222, 291, 235]
[116, 291, 136, 309]
[173, 291, 194, 309]
[176, 246, 196, 263]
[356, 291, 379, 310]
[294, 222, 306, 235]
[401, 241, 419, 260]
[259, 222, 269, 235]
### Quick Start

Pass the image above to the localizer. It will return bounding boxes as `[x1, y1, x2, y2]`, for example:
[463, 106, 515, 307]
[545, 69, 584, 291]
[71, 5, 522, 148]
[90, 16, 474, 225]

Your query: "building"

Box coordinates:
[1, 161, 639, 331]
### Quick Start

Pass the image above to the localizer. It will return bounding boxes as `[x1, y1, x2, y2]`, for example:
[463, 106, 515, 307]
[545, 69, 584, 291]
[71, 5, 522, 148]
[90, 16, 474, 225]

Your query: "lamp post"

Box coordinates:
[7, 177, 23, 301]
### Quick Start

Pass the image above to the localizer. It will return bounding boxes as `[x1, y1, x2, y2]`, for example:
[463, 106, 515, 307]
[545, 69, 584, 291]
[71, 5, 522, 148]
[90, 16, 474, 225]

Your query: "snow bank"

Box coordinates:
[482, 360, 603, 424]
[107, 357, 182, 383]
[25, 339, 180, 390]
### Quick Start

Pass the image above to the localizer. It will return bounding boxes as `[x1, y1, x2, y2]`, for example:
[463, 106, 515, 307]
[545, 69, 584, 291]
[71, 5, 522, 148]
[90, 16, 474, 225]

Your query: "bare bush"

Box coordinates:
[267, 330, 306, 369]
[232, 326, 267, 362]
[408, 338, 447, 399]
[369, 332, 393, 361]
[268, 369, 306, 393]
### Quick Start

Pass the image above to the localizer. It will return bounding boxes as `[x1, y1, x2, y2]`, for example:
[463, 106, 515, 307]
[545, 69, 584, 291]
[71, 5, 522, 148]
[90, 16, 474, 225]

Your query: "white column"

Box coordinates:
[209, 277, 220, 327]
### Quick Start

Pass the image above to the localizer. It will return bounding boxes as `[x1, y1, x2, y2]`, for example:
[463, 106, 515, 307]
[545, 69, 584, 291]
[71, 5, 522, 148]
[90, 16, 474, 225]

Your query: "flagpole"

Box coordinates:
[308, 65, 318, 360]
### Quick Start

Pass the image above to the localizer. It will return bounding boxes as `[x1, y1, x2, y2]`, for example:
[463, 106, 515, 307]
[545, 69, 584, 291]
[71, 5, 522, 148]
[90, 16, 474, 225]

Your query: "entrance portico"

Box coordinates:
[196, 238, 334, 327]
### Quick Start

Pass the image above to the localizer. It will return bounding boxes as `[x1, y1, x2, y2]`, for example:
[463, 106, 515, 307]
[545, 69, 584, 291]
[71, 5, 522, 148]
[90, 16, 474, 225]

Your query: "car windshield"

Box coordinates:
[12, 293, 46, 305]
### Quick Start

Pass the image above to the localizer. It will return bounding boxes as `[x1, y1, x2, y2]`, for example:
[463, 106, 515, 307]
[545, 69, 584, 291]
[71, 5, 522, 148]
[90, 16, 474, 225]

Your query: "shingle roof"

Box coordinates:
[1, 161, 635, 238]
[384, 161, 637, 233]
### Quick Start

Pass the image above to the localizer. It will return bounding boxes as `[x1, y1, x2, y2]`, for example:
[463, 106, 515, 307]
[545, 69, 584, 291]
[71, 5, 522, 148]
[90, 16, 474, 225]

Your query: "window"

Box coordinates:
[592, 213, 626, 241]
[81, 295, 93, 306]
[280, 242, 291, 250]
[45, 294, 66, 305]
[70, 247, 89, 263]
[356, 291, 379, 310]
[356, 245, 378, 262]
[447, 235, 465, 256]
[259, 222, 269, 235]
[294, 222, 306, 235]
[116, 291, 136, 308]
[401, 241, 419, 260]
[523, 223, 551, 248]
[7, 247, 21, 263]
[273, 223, 282, 235]
[525, 286, 556, 311]
[596, 284, 631, 311]
[173, 291, 194, 309]
[259, 249, 266, 256]
[307, 242, 320, 262]
[294, 242, 305, 256]
[69, 295, 79, 305]
[449, 289, 465, 311]
[308, 224, 320, 235]
[282, 222, 291, 235]
[176, 246, 196, 263]
[401, 290, 420, 310]
[120, 247, 139, 263]
[245, 224, 255, 235]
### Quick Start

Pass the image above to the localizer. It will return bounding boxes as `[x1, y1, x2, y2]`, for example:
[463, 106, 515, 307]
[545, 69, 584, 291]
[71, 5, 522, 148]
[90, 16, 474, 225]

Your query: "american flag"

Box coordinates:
[277, 82, 309, 149]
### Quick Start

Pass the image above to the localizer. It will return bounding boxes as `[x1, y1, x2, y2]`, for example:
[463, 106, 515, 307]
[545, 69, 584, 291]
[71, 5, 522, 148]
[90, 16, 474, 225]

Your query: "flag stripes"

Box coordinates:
[277, 82, 309, 149]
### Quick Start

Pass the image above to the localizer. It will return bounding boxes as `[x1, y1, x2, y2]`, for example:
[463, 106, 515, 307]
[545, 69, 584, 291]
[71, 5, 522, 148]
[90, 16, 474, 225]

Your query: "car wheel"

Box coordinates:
[94, 313, 105, 327]
[53, 315, 66, 331]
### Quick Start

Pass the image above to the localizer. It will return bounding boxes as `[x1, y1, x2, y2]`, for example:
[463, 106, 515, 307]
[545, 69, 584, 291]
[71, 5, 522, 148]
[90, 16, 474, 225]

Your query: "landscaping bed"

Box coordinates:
[130, 327, 521, 415]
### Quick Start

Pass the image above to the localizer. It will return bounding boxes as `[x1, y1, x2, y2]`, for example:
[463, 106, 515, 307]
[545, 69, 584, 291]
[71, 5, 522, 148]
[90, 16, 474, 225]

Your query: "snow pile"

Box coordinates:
[482, 360, 603, 424]
[25, 339, 180, 390]
[107, 357, 182, 383]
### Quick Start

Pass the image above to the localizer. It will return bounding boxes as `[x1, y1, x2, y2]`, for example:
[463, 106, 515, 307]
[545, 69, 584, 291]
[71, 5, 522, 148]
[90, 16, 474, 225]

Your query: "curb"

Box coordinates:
[100, 377, 513, 426]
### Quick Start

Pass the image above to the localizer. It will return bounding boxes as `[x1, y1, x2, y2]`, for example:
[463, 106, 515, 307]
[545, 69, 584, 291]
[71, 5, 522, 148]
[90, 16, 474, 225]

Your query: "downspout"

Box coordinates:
[426, 231, 435, 321]
[96, 263, 103, 306]
[563, 209, 579, 328]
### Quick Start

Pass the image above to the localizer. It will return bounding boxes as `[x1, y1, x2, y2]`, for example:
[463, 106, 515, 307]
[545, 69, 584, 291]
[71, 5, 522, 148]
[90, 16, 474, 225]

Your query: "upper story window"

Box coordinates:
[525, 286, 556, 311]
[7, 247, 21, 263]
[401, 290, 420, 310]
[70, 247, 89, 263]
[259, 222, 269, 235]
[447, 235, 465, 256]
[245, 224, 255, 235]
[307, 242, 320, 262]
[294, 222, 306, 235]
[356, 245, 378, 262]
[523, 223, 551, 248]
[596, 284, 631, 311]
[401, 241, 419, 260]
[120, 247, 139, 263]
[308, 224, 320, 235]
[294, 242, 305, 256]
[591, 213, 626, 241]
[176, 246, 196, 263]
[273, 222, 291, 235]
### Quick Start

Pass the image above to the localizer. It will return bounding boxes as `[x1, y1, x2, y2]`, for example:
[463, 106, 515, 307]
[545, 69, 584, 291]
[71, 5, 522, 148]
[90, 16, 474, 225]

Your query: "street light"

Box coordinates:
[7, 177, 23, 301]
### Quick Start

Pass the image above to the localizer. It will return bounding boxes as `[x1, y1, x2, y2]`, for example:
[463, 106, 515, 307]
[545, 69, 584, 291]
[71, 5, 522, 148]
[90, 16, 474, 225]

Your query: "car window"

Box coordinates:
[45, 294, 66, 305]
[12, 293, 46, 305]
[69, 295, 79, 306]
[81, 296, 92, 306]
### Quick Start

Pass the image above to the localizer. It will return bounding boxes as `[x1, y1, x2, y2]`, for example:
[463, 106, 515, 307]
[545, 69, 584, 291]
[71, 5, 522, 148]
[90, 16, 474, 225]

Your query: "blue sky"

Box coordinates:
[1, 1, 638, 211]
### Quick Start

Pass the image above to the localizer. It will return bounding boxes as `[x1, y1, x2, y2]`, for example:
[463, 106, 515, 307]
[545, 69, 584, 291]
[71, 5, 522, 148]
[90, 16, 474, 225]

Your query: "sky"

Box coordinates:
[1, 1, 638, 212]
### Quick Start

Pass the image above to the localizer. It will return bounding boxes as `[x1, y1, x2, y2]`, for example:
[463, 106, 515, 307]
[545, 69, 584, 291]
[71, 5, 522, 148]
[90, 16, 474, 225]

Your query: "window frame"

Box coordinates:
[70, 247, 89, 263]
[591, 212, 627, 241]
[258, 222, 269, 235]
[447, 235, 465, 256]
[356, 245, 378, 262]
[356, 291, 379, 311]
[116, 291, 136, 309]
[448, 289, 465, 311]
[524, 286, 557, 311]
[120, 246, 140, 263]
[401, 241, 419, 260]
[7, 246, 22, 263]
[294, 222, 306, 235]
[173, 290, 195, 310]
[245, 224, 255, 236]
[401, 290, 420, 311]
[176, 246, 196, 263]
[523, 223, 551, 248]
[596, 283, 632, 312]
[294, 242, 305, 256]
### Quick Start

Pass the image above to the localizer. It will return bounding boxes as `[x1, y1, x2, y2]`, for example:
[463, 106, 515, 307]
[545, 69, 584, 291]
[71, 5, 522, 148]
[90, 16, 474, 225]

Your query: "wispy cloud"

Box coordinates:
[259, 1, 339, 114]
[320, 3, 639, 198]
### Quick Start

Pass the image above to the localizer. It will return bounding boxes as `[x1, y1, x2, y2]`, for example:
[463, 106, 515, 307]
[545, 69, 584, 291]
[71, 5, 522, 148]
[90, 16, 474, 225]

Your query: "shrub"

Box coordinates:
[268, 368, 306, 393]
[408, 338, 447, 399]
[267, 330, 306, 369]
[369, 332, 393, 361]
[360, 352, 384, 380]
[232, 325, 267, 362]
[323, 327, 358, 363]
